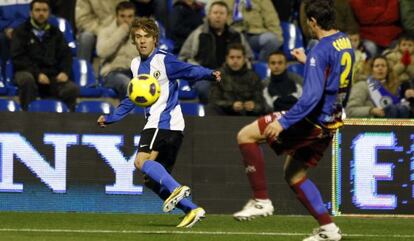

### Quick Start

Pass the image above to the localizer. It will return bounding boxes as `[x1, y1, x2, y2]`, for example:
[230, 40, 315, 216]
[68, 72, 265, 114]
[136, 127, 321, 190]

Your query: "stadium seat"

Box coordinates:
[252, 61, 270, 80]
[28, 99, 69, 113]
[159, 37, 175, 53]
[281, 21, 304, 60]
[76, 100, 115, 114]
[287, 63, 305, 77]
[49, 15, 77, 56]
[178, 79, 197, 100]
[0, 99, 21, 112]
[180, 102, 205, 116]
[72, 58, 102, 97]
[0, 61, 7, 95]
[4, 59, 18, 96]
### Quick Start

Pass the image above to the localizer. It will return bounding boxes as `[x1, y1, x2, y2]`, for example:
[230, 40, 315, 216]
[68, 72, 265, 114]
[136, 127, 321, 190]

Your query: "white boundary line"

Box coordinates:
[0, 228, 413, 238]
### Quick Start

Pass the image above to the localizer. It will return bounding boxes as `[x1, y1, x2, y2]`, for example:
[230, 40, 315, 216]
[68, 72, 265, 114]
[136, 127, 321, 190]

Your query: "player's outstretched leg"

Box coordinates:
[233, 120, 274, 221]
[140, 160, 191, 212]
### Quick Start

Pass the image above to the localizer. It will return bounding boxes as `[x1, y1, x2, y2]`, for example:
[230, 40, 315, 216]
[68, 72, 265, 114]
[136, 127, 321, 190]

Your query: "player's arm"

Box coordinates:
[164, 54, 221, 82]
[97, 97, 135, 127]
[278, 51, 326, 130]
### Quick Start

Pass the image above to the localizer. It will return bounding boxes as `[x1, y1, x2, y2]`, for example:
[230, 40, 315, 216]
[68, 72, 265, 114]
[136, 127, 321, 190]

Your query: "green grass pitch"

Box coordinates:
[0, 212, 413, 241]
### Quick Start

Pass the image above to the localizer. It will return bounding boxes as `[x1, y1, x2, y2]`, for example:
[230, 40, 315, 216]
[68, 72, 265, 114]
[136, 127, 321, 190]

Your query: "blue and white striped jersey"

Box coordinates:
[104, 49, 214, 131]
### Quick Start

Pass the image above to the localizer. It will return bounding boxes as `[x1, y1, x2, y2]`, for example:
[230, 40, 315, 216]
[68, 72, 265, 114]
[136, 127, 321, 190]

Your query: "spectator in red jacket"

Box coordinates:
[349, 0, 402, 57]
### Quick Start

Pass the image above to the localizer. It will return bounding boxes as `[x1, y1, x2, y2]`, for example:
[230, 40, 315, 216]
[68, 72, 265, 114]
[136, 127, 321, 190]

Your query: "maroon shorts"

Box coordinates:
[257, 112, 334, 167]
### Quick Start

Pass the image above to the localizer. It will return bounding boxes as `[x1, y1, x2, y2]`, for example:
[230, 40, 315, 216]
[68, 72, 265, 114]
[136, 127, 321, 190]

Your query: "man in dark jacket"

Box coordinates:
[209, 43, 264, 116]
[11, 0, 79, 111]
[179, 0, 252, 104]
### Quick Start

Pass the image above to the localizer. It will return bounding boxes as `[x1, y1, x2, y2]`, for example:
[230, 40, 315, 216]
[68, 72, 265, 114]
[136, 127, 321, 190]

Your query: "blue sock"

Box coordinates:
[141, 160, 180, 193]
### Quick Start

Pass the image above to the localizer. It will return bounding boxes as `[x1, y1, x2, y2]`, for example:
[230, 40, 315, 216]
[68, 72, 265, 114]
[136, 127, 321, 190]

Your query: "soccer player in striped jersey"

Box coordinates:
[97, 17, 221, 228]
[234, 0, 353, 240]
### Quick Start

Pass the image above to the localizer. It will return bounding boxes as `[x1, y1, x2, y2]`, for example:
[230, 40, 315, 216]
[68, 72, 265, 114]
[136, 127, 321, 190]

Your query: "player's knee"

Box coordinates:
[237, 126, 252, 144]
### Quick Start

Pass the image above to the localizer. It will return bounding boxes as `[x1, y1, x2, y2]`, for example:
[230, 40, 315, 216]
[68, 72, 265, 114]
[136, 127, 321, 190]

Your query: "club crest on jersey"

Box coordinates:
[153, 71, 161, 79]
[310, 57, 316, 67]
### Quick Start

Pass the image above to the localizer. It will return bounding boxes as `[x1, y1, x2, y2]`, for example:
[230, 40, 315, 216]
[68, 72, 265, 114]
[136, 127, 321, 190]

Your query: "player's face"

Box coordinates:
[208, 5, 228, 30]
[399, 40, 414, 53]
[116, 8, 135, 26]
[372, 58, 388, 81]
[134, 28, 156, 58]
[226, 49, 245, 71]
[268, 54, 287, 75]
[31, 2, 50, 26]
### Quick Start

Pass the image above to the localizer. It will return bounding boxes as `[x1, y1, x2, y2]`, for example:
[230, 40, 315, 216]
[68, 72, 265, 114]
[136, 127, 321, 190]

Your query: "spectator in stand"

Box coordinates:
[271, 0, 301, 23]
[10, 0, 79, 111]
[385, 34, 414, 84]
[0, 0, 31, 72]
[348, 31, 369, 84]
[399, 77, 414, 116]
[75, 0, 124, 62]
[96, 1, 136, 99]
[50, 0, 76, 29]
[262, 51, 303, 112]
[349, 0, 402, 57]
[300, 0, 358, 47]
[179, 0, 253, 104]
[400, 0, 414, 36]
[169, 0, 204, 54]
[130, 0, 169, 33]
[222, 0, 283, 62]
[346, 56, 410, 118]
[209, 43, 264, 116]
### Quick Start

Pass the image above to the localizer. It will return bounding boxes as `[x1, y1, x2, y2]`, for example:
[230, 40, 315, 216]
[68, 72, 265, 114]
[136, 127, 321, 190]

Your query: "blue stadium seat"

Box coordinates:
[4, 59, 17, 96]
[287, 63, 304, 77]
[180, 102, 205, 116]
[281, 21, 304, 60]
[0, 99, 21, 112]
[28, 99, 69, 113]
[76, 100, 114, 114]
[159, 37, 175, 53]
[252, 61, 270, 80]
[0, 61, 7, 95]
[72, 58, 102, 97]
[178, 79, 197, 99]
[49, 15, 77, 56]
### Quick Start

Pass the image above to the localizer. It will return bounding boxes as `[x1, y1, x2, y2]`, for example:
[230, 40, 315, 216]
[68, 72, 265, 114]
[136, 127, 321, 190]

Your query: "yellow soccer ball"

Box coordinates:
[127, 74, 161, 107]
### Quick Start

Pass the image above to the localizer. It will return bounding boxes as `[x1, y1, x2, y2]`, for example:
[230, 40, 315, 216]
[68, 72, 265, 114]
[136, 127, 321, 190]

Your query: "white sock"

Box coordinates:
[320, 223, 338, 231]
[255, 198, 271, 203]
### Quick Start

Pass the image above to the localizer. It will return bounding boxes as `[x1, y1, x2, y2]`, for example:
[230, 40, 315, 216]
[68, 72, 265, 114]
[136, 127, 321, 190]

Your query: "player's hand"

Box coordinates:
[244, 101, 255, 111]
[212, 70, 221, 82]
[290, 48, 306, 64]
[405, 89, 414, 99]
[38, 73, 50, 84]
[4, 28, 14, 39]
[233, 101, 243, 112]
[370, 107, 385, 117]
[97, 115, 107, 128]
[263, 120, 284, 140]
[56, 72, 69, 83]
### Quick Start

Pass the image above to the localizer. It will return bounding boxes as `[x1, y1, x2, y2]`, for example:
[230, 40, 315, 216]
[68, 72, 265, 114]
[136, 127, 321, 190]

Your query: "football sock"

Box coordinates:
[291, 177, 332, 225]
[239, 143, 268, 199]
[141, 160, 180, 193]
